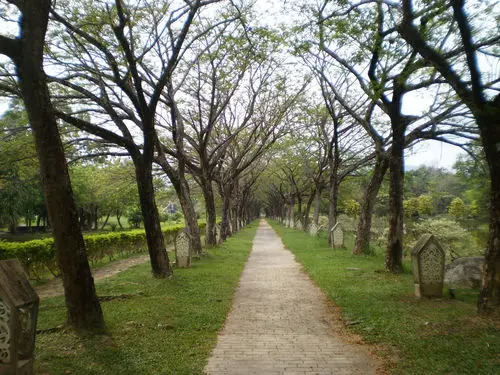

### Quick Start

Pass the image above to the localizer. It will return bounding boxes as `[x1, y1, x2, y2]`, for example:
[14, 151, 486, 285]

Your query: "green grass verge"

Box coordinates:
[268, 220, 500, 375]
[35, 221, 258, 375]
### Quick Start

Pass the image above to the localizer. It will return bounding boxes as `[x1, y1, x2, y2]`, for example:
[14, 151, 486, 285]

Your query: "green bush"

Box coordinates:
[406, 217, 479, 261]
[0, 222, 205, 279]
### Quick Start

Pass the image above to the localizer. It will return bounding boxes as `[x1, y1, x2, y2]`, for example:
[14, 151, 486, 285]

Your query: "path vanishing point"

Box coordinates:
[204, 220, 379, 375]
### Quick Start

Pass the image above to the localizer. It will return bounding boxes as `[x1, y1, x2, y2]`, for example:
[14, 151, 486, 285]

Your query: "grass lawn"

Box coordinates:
[35, 221, 258, 375]
[269, 220, 500, 375]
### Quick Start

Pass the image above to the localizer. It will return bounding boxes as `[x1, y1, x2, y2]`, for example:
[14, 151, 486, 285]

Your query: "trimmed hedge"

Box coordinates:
[0, 222, 206, 279]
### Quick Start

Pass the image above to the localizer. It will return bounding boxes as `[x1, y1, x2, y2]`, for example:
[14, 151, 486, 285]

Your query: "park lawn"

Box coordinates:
[35, 221, 258, 375]
[269, 220, 500, 375]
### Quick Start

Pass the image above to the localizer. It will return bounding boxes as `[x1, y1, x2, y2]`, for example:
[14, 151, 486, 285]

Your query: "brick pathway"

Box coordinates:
[204, 220, 378, 375]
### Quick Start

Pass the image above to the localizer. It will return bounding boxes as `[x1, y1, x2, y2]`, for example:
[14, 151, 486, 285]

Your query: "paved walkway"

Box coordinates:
[204, 220, 378, 375]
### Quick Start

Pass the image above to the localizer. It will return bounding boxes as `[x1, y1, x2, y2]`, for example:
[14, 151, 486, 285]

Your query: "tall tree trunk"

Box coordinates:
[303, 189, 315, 229]
[328, 178, 339, 245]
[220, 190, 232, 241]
[8, 220, 16, 234]
[134, 160, 173, 277]
[232, 206, 239, 232]
[477, 107, 500, 313]
[93, 205, 98, 230]
[117, 214, 123, 229]
[296, 194, 303, 226]
[353, 153, 389, 255]
[156, 157, 203, 256]
[385, 92, 405, 272]
[313, 187, 322, 226]
[179, 176, 203, 256]
[79, 207, 85, 230]
[9, 0, 105, 330]
[200, 177, 217, 246]
[101, 214, 110, 230]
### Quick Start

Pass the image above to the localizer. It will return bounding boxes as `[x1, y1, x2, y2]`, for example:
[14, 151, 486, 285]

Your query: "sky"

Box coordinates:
[405, 140, 465, 171]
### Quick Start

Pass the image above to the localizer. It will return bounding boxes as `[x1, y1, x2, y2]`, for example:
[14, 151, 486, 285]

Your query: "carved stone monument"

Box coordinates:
[295, 221, 303, 231]
[175, 231, 191, 268]
[0, 259, 39, 375]
[411, 234, 445, 298]
[308, 223, 318, 237]
[331, 223, 344, 248]
[214, 224, 221, 245]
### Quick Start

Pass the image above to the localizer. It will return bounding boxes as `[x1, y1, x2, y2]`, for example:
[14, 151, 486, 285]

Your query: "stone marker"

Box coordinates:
[0, 259, 39, 375]
[445, 256, 484, 289]
[331, 223, 344, 248]
[308, 223, 318, 237]
[214, 224, 221, 245]
[295, 221, 303, 231]
[411, 234, 445, 298]
[175, 230, 191, 268]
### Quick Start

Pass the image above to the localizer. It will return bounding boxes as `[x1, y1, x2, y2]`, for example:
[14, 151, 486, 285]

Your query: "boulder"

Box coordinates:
[444, 257, 484, 289]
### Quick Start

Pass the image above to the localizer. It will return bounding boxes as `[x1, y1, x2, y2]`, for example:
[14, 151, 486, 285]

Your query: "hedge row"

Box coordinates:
[0, 222, 206, 279]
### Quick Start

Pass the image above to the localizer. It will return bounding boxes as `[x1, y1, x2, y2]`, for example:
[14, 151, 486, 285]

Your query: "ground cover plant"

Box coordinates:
[269, 220, 500, 375]
[34, 221, 257, 375]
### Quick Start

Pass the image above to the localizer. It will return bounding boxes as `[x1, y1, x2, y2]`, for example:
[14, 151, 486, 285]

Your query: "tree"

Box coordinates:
[44, 0, 231, 272]
[0, 0, 104, 330]
[176, 23, 282, 245]
[304, 0, 475, 267]
[398, 0, 500, 313]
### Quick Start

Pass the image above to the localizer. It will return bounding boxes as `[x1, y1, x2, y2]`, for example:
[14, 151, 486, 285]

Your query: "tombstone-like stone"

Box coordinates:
[295, 221, 303, 231]
[308, 223, 318, 237]
[214, 224, 221, 245]
[289, 219, 295, 229]
[0, 259, 39, 375]
[445, 257, 484, 289]
[411, 234, 445, 298]
[175, 231, 191, 268]
[331, 223, 344, 248]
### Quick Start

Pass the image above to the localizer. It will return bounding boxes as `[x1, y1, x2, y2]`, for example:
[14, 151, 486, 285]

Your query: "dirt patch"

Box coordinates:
[35, 254, 150, 299]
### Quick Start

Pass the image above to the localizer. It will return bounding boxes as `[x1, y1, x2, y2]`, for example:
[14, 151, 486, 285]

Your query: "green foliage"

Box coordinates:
[35, 222, 258, 375]
[163, 211, 183, 223]
[404, 195, 435, 220]
[448, 197, 466, 221]
[454, 151, 490, 222]
[0, 222, 207, 279]
[70, 162, 139, 228]
[270, 221, 499, 375]
[417, 195, 433, 216]
[403, 197, 419, 219]
[406, 218, 478, 261]
[126, 206, 143, 228]
[344, 199, 361, 218]
[0, 104, 44, 231]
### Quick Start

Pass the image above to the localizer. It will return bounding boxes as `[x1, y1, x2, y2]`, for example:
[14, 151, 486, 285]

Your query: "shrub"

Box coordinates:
[0, 222, 205, 279]
[406, 217, 479, 262]
[344, 199, 360, 218]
